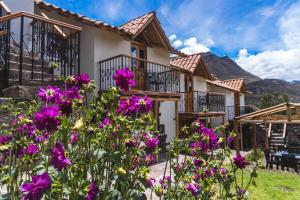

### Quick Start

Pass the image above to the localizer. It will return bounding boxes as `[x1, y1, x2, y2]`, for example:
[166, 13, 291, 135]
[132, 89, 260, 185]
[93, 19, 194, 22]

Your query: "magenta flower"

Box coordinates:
[75, 73, 90, 88]
[24, 144, 40, 156]
[159, 176, 171, 189]
[137, 96, 152, 113]
[114, 67, 136, 91]
[20, 172, 52, 200]
[144, 154, 156, 166]
[70, 132, 78, 145]
[50, 142, 71, 171]
[220, 167, 227, 176]
[99, 118, 111, 129]
[0, 135, 12, 145]
[125, 139, 137, 148]
[186, 182, 199, 196]
[16, 122, 36, 137]
[34, 106, 61, 132]
[146, 177, 155, 188]
[227, 136, 234, 145]
[86, 181, 99, 200]
[58, 99, 73, 116]
[38, 85, 61, 103]
[146, 136, 159, 150]
[193, 159, 203, 167]
[65, 86, 82, 99]
[233, 154, 248, 169]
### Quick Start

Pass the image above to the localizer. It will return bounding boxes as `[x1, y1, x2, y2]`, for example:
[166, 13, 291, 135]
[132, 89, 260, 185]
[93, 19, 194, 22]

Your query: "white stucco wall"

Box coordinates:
[146, 47, 170, 65]
[159, 101, 176, 144]
[240, 93, 245, 106]
[193, 76, 207, 92]
[179, 73, 185, 92]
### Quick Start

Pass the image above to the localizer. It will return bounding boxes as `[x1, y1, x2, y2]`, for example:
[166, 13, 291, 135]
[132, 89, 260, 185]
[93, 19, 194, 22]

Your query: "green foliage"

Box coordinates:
[260, 93, 289, 109]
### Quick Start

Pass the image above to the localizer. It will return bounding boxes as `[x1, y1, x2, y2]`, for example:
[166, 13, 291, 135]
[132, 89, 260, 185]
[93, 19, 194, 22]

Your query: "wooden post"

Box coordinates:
[264, 123, 269, 150]
[175, 100, 179, 137]
[240, 123, 244, 151]
[234, 120, 240, 154]
[252, 123, 257, 161]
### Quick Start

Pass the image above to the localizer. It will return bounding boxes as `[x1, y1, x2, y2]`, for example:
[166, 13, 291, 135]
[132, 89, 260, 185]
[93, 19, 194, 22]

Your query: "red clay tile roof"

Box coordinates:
[35, 0, 129, 36]
[207, 78, 246, 93]
[119, 12, 155, 36]
[171, 54, 212, 79]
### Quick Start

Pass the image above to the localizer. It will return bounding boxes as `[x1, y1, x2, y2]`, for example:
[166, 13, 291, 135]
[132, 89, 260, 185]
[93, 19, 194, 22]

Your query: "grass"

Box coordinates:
[237, 169, 300, 200]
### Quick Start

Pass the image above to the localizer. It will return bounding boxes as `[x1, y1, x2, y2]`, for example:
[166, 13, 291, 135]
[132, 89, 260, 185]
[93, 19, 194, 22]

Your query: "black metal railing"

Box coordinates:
[227, 105, 259, 121]
[99, 54, 181, 93]
[179, 91, 225, 113]
[0, 12, 81, 88]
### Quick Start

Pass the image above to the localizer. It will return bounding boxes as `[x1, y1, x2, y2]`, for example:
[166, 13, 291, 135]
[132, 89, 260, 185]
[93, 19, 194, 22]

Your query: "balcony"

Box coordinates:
[227, 105, 259, 121]
[179, 91, 225, 114]
[99, 54, 181, 94]
[0, 12, 81, 89]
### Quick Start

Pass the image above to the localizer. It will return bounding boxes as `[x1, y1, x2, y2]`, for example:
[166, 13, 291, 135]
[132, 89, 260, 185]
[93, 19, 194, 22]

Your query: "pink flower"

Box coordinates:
[146, 136, 159, 150]
[146, 177, 155, 188]
[86, 181, 99, 200]
[186, 182, 199, 196]
[50, 142, 71, 171]
[57, 99, 73, 116]
[38, 85, 61, 103]
[21, 172, 52, 200]
[70, 133, 78, 145]
[117, 95, 152, 116]
[159, 176, 171, 189]
[75, 73, 90, 88]
[65, 86, 81, 99]
[144, 154, 155, 166]
[34, 106, 61, 132]
[99, 118, 111, 129]
[114, 67, 136, 91]
[0, 135, 11, 145]
[24, 144, 39, 156]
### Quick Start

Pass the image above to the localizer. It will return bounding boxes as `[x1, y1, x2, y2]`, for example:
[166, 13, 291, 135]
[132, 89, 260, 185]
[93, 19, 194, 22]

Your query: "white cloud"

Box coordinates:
[173, 40, 183, 48]
[235, 1, 300, 81]
[169, 34, 177, 42]
[170, 35, 209, 54]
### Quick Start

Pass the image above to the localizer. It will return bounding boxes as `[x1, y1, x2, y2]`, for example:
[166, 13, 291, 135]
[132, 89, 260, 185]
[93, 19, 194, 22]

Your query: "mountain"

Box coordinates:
[200, 52, 261, 84]
[246, 79, 300, 103]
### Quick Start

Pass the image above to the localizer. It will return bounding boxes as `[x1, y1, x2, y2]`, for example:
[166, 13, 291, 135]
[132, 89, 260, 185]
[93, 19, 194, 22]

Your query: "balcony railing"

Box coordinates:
[0, 1, 11, 17]
[0, 12, 82, 87]
[227, 105, 259, 121]
[99, 54, 181, 93]
[179, 91, 225, 113]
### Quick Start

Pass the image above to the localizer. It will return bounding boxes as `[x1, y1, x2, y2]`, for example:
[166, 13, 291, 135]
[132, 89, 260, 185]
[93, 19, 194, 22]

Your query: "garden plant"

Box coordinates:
[0, 68, 257, 199]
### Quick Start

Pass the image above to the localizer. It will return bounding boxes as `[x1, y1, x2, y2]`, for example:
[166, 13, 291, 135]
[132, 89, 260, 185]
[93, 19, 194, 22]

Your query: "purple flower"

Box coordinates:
[38, 85, 61, 103]
[34, 132, 50, 143]
[65, 86, 81, 99]
[145, 136, 159, 150]
[34, 106, 61, 132]
[86, 181, 99, 200]
[58, 99, 73, 116]
[20, 172, 52, 200]
[190, 128, 219, 153]
[16, 122, 36, 137]
[114, 67, 136, 91]
[50, 142, 71, 171]
[24, 144, 40, 156]
[0, 135, 12, 145]
[144, 154, 156, 166]
[159, 176, 171, 189]
[193, 159, 203, 167]
[233, 154, 248, 169]
[125, 139, 137, 148]
[99, 118, 111, 129]
[137, 96, 152, 114]
[227, 136, 234, 145]
[146, 176, 155, 188]
[220, 167, 227, 176]
[186, 182, 199, 196]
[75, 73, 90, 88]
[70, 133, 78, 145]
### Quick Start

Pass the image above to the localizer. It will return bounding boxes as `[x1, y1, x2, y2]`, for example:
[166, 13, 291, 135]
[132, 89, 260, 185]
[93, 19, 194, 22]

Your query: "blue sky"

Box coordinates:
[46, 0, 300, 81]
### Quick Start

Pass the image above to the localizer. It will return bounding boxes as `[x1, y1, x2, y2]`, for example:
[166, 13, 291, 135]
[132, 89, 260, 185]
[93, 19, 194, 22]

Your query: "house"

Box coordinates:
[0, 0, 251, 145]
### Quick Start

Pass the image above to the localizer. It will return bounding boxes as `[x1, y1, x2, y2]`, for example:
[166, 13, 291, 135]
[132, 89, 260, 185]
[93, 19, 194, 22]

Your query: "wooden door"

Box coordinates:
[131, 44, 146, 90]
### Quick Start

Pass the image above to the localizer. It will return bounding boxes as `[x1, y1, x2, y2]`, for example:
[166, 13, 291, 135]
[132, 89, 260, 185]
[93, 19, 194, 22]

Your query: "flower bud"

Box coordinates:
[117, 167, 126, 176]
[154, 187, 163, 197]
[73, 118, 84, 131]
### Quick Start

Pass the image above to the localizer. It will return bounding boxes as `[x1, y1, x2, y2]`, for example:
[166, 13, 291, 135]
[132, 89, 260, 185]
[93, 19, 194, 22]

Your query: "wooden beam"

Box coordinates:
[252, 123, 257, 161]
[0, 12, 82, 31]
[287, 103, 292, 121]
[151, 21, 168, 49]
[264, 123, 269, 150]
[0, 1, 12, 14]
[296, 107, 300, 118]
[0, 30, 7, 36]
[40, 12, 67, 38]
[239, 120, 300, 124]
[234, 121, 240, 154]
[240, 123, 243, 151]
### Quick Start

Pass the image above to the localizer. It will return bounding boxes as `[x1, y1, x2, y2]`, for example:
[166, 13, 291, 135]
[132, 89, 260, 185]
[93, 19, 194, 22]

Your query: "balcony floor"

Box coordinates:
[121, 90, 181, 100]
[179, 111, 225, 119]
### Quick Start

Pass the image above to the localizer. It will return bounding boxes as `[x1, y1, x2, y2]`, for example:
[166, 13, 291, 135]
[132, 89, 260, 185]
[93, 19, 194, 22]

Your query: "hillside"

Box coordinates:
[246, 79, 300, 103]
[200, 52, 261, 84]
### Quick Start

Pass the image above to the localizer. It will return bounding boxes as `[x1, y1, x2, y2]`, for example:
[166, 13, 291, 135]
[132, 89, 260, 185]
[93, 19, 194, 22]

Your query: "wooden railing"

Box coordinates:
[99, 54, 182, 93]
[0, 12, 82, 87]
[179, 91, 225, 113]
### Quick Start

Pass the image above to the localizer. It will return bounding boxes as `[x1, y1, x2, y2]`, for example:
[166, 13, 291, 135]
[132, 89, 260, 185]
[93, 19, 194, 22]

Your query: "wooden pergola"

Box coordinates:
[233, 103, 300, 154]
